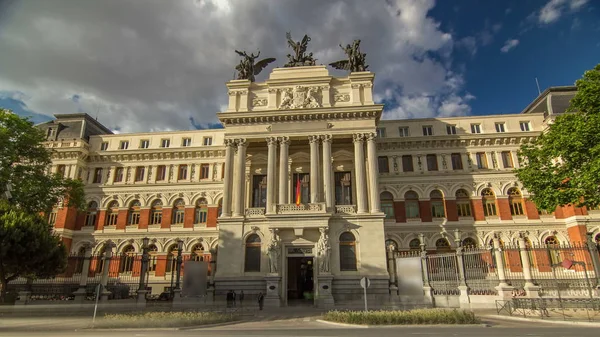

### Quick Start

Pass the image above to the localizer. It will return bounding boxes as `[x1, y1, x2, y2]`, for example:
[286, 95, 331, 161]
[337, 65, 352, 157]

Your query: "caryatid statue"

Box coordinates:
[234, 50, 276, 82]
[267, 229, 281, 273]
[317, 227, 331, 273]
[329, 39, 369, 72]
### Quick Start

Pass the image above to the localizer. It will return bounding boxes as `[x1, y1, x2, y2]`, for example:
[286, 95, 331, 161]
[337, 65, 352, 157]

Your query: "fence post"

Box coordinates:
[585, 232, 600, 296]
[387, 245, 398, 294]
[74, 244, 93, 303]
[518, 233, 540, 298]
[493, 235, 514, 299]
[172, 239, 184, 306]
[100, 241, 115, 302]
[454, 231, 470, 308]
[419, 234, 434, 306]
[136, 237, 150, 308]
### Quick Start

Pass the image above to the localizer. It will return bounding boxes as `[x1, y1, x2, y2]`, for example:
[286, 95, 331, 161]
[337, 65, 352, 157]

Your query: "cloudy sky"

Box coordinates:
[0, 0, 599, 133]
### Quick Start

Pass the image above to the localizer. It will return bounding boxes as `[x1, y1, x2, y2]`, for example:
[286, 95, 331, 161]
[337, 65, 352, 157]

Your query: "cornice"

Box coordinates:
[88, 148, 225, 163]
[377, 133, 539, 151]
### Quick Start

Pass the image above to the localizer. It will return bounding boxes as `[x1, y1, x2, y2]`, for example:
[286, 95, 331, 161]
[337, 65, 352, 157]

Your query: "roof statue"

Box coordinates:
[234, 50, 276, 82]
[284, 32, 317, 67]
[329, 39, 369, 72]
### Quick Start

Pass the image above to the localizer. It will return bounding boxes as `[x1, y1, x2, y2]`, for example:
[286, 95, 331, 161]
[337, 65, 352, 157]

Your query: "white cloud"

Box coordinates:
[500, 39, 519, 53]
[538, 0, 589, 24]
[0, 0, 472, 132]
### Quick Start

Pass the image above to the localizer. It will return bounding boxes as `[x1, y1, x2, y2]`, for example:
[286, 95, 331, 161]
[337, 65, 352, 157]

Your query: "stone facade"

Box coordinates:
[37, 68, 600, 307]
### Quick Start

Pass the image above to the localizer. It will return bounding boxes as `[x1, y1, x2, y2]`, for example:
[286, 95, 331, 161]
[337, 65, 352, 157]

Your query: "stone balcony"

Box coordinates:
[276, 203, 326, 214]
[244, 203, 362, 218]
[334, 205, 357, 214]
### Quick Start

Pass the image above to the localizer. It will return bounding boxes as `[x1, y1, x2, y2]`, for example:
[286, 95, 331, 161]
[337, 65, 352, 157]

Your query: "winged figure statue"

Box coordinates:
[284, 32, 316, 67]
[234, 50, 276, 82]
[329, 39, 368, 72]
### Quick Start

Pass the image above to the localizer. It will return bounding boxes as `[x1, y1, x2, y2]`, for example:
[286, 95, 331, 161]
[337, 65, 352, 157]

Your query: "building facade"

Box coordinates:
[38, 68, 600, 307]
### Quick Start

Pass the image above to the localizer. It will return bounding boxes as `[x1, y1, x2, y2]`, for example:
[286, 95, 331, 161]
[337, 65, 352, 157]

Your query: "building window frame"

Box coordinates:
[501, 151, 514, 168]
[161, 138, 170, 148]
[156, 165, 166, 181]
[456, 189, 472, 217]
[470, 123, 481, 134]
[446, 125, 457, 135]
[203, 137, 213, 146]
[404, 191, 420, 218]
[195, 198, 208, 224]
[140, 139, 150, 149]
[426, 154, 438, 171]
[495, 122, 506, 133]
[476, 152, 488, 169]
[451, 153, 463, 170]
[380, 192, 395, 219]
[182, 138, 192, 147]
[402, 155, 414, 172]
[482, 188, 497, 217]
[252, 175, 268, 208]
[508, 188, 525, 216]
[172, 199, 185, 224]
[422, 125, 433, 136]
[200, 164, 210, 179]
[134, 166, 145, 182]
[334, 172, 352, 205]
[119, 140, 129, 150]
[100, 142, 109, 151]
[520, 121, 531, 132]
[244, 234, 261, 272]
[150, 200, 163, 225]
[127, 200, 141, 226]
[339, 232, 358, 271]
[376, 128, 386, 138]
[378, 156, 389, 173]
[178, 164, 188, 180]
[398, 126, 410, 137]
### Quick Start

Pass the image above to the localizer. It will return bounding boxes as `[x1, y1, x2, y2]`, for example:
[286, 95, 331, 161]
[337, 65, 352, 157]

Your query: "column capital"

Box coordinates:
[278, 136, 290, 145]
[308, 135, 321, 144]
[224, 139, 236, 147]
[321, 134, 332, 143]
[352, 133, 365, 143]
[266, 137, 278, 146]
[365, 132, 377, 142]
[236, 138, 247, 147]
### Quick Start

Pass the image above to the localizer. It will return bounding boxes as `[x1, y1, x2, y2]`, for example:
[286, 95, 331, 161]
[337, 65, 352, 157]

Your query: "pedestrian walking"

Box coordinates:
[258, 292, 264, 310]
[239, 290, 244, 308]
[232, 290, 237, 307]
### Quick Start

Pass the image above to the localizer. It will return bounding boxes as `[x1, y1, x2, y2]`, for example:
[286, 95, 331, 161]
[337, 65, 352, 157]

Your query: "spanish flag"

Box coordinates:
[295, 174, 301, 206]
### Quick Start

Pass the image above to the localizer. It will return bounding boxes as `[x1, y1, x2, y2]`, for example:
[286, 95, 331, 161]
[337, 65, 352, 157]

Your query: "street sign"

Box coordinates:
[360, 277, 370, 289]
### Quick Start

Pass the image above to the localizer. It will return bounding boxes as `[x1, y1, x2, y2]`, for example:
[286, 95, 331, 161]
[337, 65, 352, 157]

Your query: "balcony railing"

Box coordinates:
[334, 205, 357, 214]
[275, 203, 326, 214]
[245, 208, 266, 217]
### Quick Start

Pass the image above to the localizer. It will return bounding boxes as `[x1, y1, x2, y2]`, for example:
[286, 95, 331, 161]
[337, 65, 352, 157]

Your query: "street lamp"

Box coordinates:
[175, 239, 183, 290]
[137, 237, 150, 295]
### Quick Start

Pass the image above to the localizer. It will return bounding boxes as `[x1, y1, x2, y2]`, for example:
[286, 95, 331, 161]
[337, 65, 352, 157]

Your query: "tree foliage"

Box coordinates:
[0, 108, 85, 213]
[0, 201, 68, 301]
[515, 64, 600, 211]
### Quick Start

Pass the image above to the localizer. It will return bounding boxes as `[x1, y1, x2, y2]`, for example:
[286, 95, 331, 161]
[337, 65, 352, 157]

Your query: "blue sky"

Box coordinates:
[0, 0, 598, 132]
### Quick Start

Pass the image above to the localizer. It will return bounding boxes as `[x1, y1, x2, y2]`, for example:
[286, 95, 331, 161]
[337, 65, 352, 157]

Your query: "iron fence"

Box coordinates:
[463, 247, 499, 295]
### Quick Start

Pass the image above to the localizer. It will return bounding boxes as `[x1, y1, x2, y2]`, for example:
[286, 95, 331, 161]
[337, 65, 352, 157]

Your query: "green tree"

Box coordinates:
[0, 201, 68, 301]
[0, 108, 85, 212]
[515, 64, 600, 211]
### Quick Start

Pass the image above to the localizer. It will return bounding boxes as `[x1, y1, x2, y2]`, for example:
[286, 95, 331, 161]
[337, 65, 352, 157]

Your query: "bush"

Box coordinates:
[322, 309, 480, 325]
[95, 311, 237, 328]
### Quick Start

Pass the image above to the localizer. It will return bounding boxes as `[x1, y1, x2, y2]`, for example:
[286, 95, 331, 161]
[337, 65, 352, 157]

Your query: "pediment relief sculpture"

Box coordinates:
[278, 86, 321, 110]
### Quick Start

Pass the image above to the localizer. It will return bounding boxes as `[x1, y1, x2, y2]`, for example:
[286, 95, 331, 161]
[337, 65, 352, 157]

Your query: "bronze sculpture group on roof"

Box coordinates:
[234, 32, 368, 82]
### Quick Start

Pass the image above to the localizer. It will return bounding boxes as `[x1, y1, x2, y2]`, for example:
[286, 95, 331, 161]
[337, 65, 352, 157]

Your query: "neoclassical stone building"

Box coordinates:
[38, 67, 600, 306]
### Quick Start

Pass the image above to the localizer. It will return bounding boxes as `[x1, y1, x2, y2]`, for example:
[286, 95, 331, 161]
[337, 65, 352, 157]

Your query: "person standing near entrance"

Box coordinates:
[257, 292, 264, 310]
[232, 290, 237, 307]
[239, 290, 244, 308]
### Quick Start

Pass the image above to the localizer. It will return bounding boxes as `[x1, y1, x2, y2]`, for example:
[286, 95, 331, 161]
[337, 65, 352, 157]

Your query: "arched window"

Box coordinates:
[244, 234, 261, 272]
[404, 191, 420, 219]
[172, 198, 185, 224]
[482, 188, 497, 216]
[462, 237, 477, 248]
[455, 189, 472, 217]
[409, 238, 421, 251]
[339, 232, 357, 271]
[385, 239, 398, 251]
[545, 236, 560, 264]
[127, 200, 141, 225]
[85, 201, 98, 227]
[435, 238, 451, 251]
[508, 188, 524, 216]
[191, 243, 205, 262]
[106, 201, 119, 226]
[195, 198, 208, 224]
[147, 244, 158, 272]
[150, 200, 163, 225]
[119, 245, 136, 273]
[380, 192, 395, 219]
[430, 190, 445, 218]
[166, 244, 178, 273]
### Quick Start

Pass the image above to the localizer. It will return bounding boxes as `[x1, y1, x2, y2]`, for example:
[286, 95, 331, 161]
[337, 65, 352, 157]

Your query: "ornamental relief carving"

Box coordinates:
[278, 86, 321, 109]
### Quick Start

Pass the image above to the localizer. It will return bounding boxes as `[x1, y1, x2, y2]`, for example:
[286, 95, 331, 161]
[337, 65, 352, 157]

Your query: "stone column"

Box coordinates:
[278, 137, 290, 205]
[493, 235, 514, 299]
[309, 135, 320, 204]
[100, 242, 115, 302]
[353, 134, 368, 214]
[518, 233, 540, 297]
[462, 153, 472, 170]
[366, 132, 380, 213]
[221, 139, 235, 217]
[511, 150, 520, 168]
[322, 135, 334, 211]
[233, 139, 247, 217]
[266, 137, 278, 214]
[73, 245, 92, 303]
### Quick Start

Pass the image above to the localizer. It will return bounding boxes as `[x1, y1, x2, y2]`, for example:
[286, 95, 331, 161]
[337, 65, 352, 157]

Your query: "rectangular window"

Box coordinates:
[161, 139, 170, 148]
[451, 153, 463, 170]
[457, 202, 472, 217]
[446, 125, 457, 135]
[476, 152, 488, 169]
[510, 201, 524, 216]
[470, 124, 481, 134]
[119, 141, 129, 150]
[252, 175, 268, 208]
[173, 209, 185, 224]
[48, 211, 57, 226]
[196, 207, 208, 223]
[244, 245, 261, 272]
[376, 128, 386, 138]
[93, 168, 103, 184]
[150, 210, 162, 225]
[114, 167, 124, 183]
[339, 243, 357, 271]
[156, 165, 166, 181]
[402, 155, 414, 172]
[200, 164, 210, 179]
[100, 142, 109, 151]
[422, 125, 433, 136]
[203, 137, 213, 146]
[426, 154, 438, 171]
[495, 123, 505, 133]
[140, 140, 149, 149]
[484, 201, 497, 217]
[135, 166, 145, 182]
[293, 173, 310, 205]
[178, 164, 188, 180]
[520, 121, 530, 131]
[84, 212, 97, 227]
[378, 156, 389, 173]
[501, 151, 514, 168]
[221, 163, 225, 179]
[128, 211, 140, 225]
[398, 126, 410, 137]
[334, 172, 352, 205]
[182, 138, 192, 147]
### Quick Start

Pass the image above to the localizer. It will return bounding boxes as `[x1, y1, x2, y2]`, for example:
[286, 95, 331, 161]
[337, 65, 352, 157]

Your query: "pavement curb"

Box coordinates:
[315, 319, 489, 328]
[79, 319, 243, 331]
[482, 315, 600, 327]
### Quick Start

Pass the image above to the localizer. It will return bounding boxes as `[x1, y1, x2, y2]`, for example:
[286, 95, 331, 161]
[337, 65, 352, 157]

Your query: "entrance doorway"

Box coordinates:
[286, 257, 314, 305]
